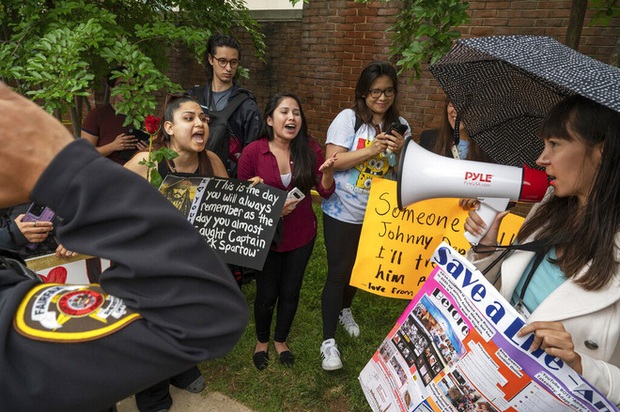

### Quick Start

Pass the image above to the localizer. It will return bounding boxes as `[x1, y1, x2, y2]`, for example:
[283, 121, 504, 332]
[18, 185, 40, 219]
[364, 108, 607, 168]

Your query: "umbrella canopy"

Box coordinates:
[429, 35, 620, 168]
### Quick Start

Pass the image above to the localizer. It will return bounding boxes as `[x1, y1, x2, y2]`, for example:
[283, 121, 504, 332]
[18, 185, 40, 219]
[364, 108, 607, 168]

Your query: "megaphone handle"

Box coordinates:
[464, 197, 511, 245]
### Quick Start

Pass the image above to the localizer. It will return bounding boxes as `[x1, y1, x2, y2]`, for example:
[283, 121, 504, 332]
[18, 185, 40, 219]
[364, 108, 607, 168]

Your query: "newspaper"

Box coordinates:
[360, 242, 617, 412]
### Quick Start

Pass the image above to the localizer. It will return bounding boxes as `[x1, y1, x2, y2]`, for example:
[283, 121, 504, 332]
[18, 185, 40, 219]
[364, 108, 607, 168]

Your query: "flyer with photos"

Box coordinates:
[359, 242, 617, 412]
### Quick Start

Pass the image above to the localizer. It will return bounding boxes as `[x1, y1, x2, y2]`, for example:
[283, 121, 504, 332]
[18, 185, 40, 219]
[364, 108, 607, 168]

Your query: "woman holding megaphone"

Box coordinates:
[465, 95, 620, 405]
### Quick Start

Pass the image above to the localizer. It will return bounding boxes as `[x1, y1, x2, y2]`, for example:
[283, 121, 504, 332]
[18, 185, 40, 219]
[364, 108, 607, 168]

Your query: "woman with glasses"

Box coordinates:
[124, 93, 227, 412]
[319, 61, 411, 371]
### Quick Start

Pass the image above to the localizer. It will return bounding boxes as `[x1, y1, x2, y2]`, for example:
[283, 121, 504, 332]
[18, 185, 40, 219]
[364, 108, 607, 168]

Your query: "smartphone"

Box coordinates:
[125, 126, 151, 143]
[387, 121, 407, 136]
[384, 122, 408, 157]
[287, 187, 305, 202]
[22, 203, 56, 250]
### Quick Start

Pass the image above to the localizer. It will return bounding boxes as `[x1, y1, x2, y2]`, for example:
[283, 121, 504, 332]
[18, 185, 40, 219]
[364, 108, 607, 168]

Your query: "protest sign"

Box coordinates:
[350, 178, 524, 299]
[359, 242, 617, 412]
[159, 174, 286, 270]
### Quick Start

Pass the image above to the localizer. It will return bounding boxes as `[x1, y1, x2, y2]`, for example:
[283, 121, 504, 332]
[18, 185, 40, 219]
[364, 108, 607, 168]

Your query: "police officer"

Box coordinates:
[0, 83, 249, 412]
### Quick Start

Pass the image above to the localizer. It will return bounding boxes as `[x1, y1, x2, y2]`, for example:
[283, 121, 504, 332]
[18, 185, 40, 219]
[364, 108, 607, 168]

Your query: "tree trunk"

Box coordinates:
[565, 0, 587, 49]
[610, 36, 620, 67]
[69, 105, 81, 138]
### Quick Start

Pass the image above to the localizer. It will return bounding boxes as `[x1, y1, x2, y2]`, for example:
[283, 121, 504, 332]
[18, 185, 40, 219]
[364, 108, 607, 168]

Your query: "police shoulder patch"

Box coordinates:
[14, 283, 142, 342]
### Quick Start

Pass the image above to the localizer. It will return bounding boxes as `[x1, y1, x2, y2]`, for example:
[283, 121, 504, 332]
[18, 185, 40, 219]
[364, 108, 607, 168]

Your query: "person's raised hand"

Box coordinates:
[0, 83, 73, 207]
[319, 153, 337, 174]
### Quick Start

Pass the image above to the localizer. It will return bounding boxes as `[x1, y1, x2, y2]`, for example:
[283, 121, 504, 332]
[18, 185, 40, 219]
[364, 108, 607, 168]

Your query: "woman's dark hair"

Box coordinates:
[430, 98, 493, 162]
[204, 33, 241, 79]
[518, 95, 620, 290]
[259, 92, 316, 194]
[353, 61, 401, 130]
[153, 93, 214, 177]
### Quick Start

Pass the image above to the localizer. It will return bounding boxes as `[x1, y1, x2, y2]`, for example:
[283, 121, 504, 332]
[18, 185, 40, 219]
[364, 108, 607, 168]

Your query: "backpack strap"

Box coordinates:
[187, 85, 208, 111]
[215, 92, 251, 121]
[353, 114, 364, 134]
[188, 84, 251, 120]
[203, 92, 252, 177]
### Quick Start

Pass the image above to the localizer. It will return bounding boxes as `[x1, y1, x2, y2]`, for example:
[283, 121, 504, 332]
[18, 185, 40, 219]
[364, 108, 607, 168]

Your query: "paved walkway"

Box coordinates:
[116, 388, 255, 412]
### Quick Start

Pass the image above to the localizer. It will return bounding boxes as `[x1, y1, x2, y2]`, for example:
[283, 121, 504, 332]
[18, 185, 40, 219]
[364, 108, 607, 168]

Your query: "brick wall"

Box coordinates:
[189, 0, 619, 147]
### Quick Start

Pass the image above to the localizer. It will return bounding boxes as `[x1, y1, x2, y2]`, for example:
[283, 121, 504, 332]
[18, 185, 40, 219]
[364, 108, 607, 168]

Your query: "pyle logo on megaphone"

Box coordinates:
[464, 172, 493, 186]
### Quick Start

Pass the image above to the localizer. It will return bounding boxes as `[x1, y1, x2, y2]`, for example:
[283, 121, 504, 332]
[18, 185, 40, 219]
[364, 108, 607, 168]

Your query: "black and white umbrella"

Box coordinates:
[429, 35, 620, 168]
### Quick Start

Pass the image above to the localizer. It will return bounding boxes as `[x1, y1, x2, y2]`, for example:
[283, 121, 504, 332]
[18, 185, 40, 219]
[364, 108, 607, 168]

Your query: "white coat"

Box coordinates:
[469, 196, 620, 406]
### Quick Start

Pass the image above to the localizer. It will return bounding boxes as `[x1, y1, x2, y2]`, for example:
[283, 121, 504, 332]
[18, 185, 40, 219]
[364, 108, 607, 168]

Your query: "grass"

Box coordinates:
[199, 205, 409, 411]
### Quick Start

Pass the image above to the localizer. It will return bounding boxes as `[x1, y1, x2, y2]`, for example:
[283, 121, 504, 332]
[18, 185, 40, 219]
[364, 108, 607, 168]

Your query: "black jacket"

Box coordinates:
[189, 81, 261, 176]
[0, 205, 29, 251]
[0, 139, 249, 411]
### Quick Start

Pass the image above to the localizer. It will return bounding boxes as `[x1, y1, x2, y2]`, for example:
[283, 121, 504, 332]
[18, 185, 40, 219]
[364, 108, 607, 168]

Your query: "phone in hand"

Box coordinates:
[125, 126, 151, 143]
[22, 202, 56, 250]
[287, 187, 305, 202]
[384, 122, 407, 157]
[387, 121, 407, 136]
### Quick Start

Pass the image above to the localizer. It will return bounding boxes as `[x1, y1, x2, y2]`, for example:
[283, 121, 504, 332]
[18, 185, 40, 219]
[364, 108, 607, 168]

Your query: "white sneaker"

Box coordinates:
[339, 308, 360, 338]
[321, 338, 343, 371]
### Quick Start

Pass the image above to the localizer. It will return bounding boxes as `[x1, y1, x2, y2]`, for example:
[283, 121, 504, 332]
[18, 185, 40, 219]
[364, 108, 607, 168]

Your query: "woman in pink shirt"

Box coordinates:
[238, 92, 336, 369]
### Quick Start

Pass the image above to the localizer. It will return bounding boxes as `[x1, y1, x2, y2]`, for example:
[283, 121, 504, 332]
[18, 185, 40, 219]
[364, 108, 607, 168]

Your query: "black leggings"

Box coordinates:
[321, 212, 361, 340]
[254, 238, 315, 343]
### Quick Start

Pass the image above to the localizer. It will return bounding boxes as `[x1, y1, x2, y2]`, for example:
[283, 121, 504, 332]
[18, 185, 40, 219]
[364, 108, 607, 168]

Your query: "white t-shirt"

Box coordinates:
[321, 109, 410, 224]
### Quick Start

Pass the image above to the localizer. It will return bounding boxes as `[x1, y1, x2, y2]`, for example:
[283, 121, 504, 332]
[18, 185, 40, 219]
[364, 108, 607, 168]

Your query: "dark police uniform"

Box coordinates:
[0, 139, 249, 412]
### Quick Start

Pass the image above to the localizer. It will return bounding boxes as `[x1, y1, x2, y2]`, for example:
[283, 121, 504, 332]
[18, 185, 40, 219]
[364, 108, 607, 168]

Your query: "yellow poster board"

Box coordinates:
[350, 178, 524, 299]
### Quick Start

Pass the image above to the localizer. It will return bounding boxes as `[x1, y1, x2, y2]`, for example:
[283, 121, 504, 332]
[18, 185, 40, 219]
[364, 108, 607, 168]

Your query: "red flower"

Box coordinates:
[144, 114, 160, 135]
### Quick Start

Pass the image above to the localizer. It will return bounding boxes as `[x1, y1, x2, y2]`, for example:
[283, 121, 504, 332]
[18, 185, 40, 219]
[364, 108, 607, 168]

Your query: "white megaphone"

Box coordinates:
[397, 137, 548, 244]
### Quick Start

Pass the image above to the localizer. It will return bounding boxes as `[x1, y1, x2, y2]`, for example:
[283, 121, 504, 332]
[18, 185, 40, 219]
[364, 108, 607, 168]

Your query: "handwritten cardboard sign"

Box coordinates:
[350, 178, 524, 300]
[159, 174, 286, 270]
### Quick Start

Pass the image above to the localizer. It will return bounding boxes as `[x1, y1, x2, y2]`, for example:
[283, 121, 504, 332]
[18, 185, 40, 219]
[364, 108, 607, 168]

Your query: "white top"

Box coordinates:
[321, 109, 410, 224]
